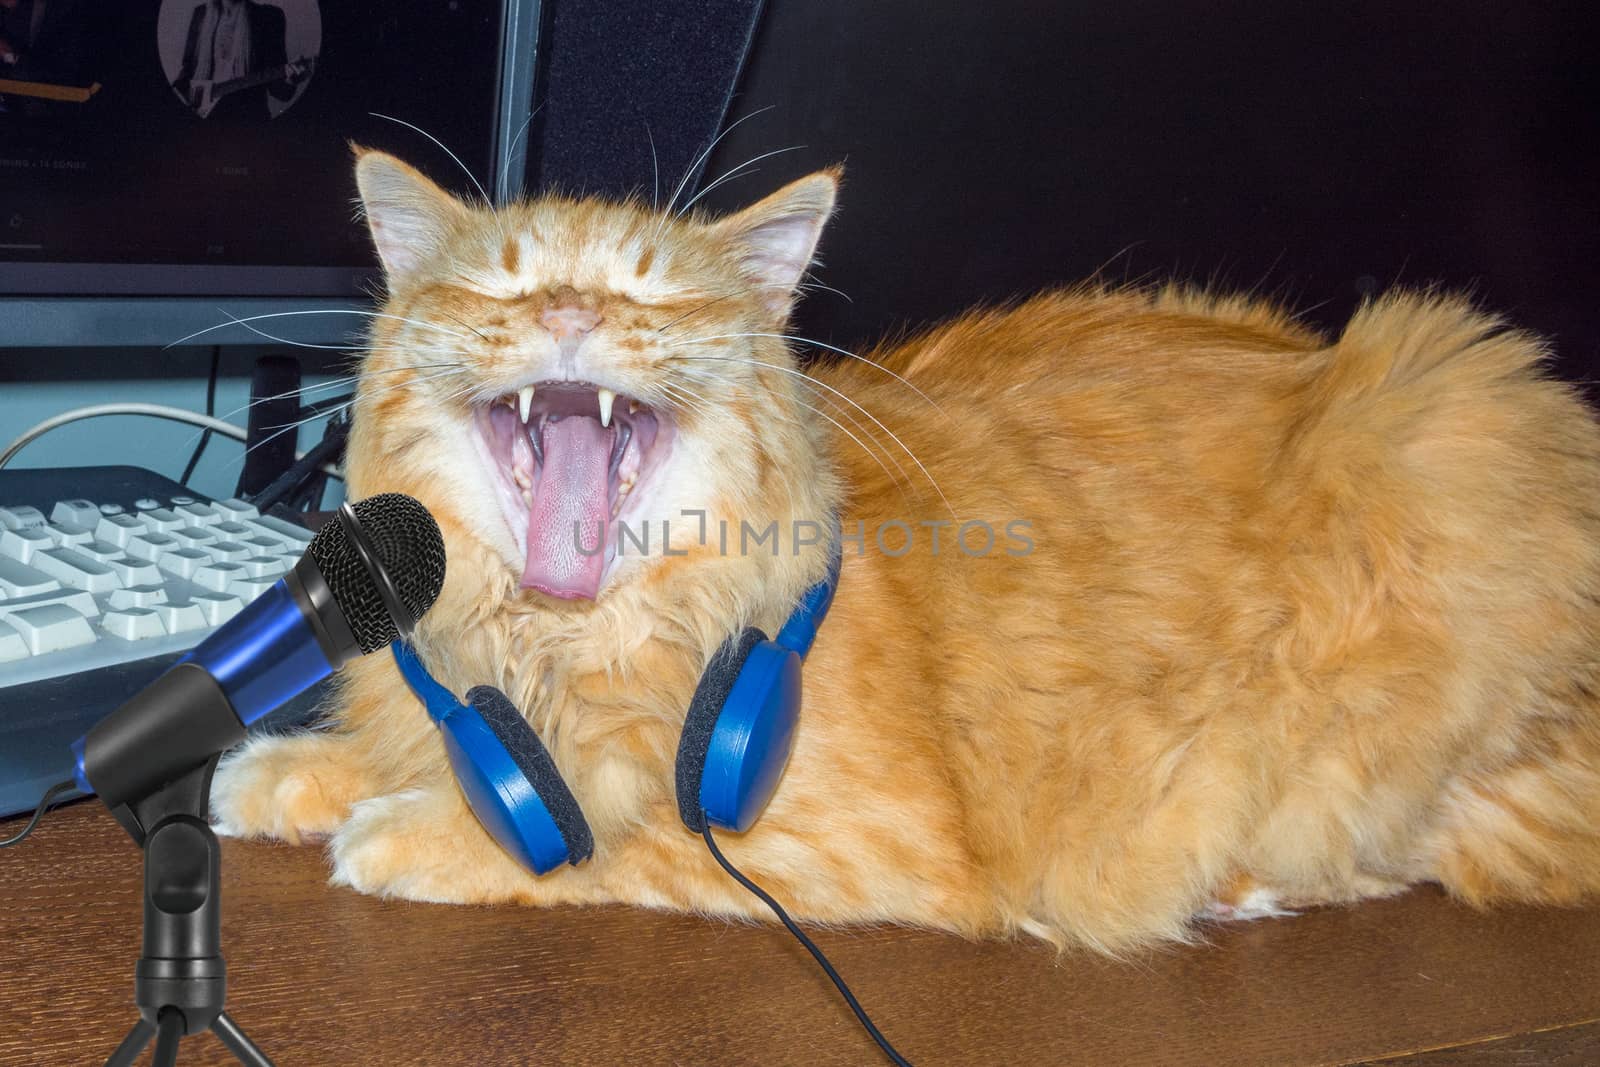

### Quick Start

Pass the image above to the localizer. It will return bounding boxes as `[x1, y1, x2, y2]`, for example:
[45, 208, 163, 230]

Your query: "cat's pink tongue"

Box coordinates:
[521, 416, 614, 600]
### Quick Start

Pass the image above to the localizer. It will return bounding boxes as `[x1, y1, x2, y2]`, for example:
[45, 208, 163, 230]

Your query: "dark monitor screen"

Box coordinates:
[0, 0, 509, 298]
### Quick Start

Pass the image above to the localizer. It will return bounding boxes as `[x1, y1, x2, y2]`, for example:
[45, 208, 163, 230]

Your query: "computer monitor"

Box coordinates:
[0, 0, 538, 346]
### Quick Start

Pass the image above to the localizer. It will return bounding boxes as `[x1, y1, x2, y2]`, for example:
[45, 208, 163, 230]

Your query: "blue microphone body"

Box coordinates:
[183, 579, 339, 728]
[69, 494, 445, 815]
[70, 562, 352, 804]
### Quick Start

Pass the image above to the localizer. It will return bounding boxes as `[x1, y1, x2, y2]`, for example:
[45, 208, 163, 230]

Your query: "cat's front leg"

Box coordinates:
[211, 731, 379, 844]
[327, 779, 593, 905]
[326, 780, 779, 915]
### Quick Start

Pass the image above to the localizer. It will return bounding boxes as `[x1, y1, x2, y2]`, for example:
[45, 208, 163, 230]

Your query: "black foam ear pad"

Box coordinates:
[465, 686, 594, 865]
[675, 628, 765, 832]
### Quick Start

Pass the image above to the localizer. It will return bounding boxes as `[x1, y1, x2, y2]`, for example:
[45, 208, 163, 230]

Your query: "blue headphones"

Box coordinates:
[392, 547, 841, 875]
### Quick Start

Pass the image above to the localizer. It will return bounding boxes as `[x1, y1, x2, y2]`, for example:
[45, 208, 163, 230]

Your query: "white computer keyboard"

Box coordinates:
[0, 494, 312, 689]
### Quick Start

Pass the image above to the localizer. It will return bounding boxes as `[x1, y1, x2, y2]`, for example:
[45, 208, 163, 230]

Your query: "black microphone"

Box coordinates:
[71, 493, 446, 814]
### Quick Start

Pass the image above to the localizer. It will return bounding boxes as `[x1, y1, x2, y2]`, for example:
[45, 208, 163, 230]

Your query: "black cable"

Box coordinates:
[298, 392, 355, 419]
[700, 823, 915, 1067]
[247, 415, 350, 512]
[0, 779, 76, 848]
[179, 345, 223, 486]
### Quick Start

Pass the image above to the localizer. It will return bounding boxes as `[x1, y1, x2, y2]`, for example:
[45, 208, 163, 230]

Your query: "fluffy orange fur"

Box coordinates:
[211, 151, 1600, 953]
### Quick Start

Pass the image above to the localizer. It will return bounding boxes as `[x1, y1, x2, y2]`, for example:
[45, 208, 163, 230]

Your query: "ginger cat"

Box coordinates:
[210, 149, 1600, 952]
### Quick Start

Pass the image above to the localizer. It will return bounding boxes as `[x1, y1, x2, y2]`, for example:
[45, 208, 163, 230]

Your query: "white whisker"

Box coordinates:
[369, 112, 490, 205]
[232, 365, 468, 465]
[672, 352, 955, 518]
[800, 274, 854, 304]
[656, 282, 838, 336]
[786, 393, 912, 499]
[500, 102, 544, 197]
[209, 363, 467, 428]
[788, 378, 913, 488]
[165, 309, 470, 349]
[668, 332, 948, 418]
[676, 145, 805, 218]
[657, 105, 777, 236]
[206, 309, 463, 355]
[646, 122, 660, 210]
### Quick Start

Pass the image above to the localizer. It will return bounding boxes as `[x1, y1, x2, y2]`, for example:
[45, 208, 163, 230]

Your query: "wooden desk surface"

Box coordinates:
[3, 800, 1598, 1066]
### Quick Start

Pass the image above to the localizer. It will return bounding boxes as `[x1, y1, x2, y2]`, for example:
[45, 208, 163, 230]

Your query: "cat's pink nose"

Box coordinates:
[542, 306, 601, 340]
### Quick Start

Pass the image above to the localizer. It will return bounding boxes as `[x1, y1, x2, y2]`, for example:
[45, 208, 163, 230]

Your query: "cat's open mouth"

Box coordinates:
[474, 382, 674, 600]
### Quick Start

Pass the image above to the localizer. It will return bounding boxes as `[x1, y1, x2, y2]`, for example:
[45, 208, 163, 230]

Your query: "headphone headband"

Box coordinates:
[775, 538, 843, 658]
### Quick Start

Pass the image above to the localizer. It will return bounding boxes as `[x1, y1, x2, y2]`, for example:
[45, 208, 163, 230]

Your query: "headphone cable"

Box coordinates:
[700, 823, 915, 1066]
[0, 780, 77, 848]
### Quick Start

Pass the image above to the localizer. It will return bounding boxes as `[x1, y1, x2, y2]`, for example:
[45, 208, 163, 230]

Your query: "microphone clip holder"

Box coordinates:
[100, 756, 274, 1067]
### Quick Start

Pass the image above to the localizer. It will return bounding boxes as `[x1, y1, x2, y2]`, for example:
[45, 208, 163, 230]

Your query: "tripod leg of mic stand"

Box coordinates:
[151, 1008, 185, 1067]
[213, 1011, 276, 1067]
[104, 1017, 158, 1067]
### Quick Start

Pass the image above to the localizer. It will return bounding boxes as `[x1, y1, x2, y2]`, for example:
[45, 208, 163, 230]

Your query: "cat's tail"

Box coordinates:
[1319, 288, 1554, 402]
[1312, 291, 1600, 906]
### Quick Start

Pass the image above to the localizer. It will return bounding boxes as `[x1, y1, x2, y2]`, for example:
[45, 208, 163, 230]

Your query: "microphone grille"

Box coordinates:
[306, 493, 447, 652]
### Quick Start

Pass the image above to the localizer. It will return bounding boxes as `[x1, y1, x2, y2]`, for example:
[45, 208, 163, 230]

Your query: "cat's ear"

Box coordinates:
[353, 148, 469, 284]
[713, 169, 839, 319]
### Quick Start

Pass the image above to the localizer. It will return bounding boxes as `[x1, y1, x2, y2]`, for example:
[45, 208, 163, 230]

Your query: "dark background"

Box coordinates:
[671, 1, 1599, 384]
[0, 0, 499, 274]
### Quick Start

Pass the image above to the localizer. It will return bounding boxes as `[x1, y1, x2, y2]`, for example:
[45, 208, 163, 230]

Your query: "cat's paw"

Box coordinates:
[210, 733, 361, 844]
[328, 788, 520, 904]
[1199, 885, 1296, 922]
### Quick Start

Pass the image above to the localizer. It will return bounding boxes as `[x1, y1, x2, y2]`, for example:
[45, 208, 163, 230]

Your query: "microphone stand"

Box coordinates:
[100, 755, 274, 1067]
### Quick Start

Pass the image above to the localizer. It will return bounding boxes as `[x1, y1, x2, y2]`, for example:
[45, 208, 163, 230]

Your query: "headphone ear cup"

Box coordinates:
[675, 628, 764, 832]
[433, 685, 593, 874]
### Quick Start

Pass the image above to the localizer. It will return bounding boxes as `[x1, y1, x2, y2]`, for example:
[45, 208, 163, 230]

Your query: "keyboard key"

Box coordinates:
[0, 505, 48, 530]
[126, 532, 181, 561]
[0, 526, 57, 562]
[6, 603, 96, 654]
[171, 495, 195, 506]
[175, 501, 223, 525]
[155, 601, 208, 634]
[50, 499, 102, 527]
[251, 514, 313, 545]
[193, 561, 248, 592]
[109, 585, 168, 609]
[239, 555, 289, 578]
[241, 535, 285, 554]
[0, 620, 26, 661]
[98, 502, 125, 515]
[100, 608, 167, 641]
[205, 540, 252, 562]
[134, 497, 159, 510]
[0, 556, 59, 597]
[0, 587, 99, 619]
[227, 574, 281, 602]
[156, 548, 212, 579]
[102, 556, 162, 586]
[50, 521, 93, 546]
[171, 525, 220, 549]
[139, 508, 185, 532]
[215, 498, 260, 520]
[191, 592, 244, 626]
[95, 513, 149, 547]
[75, 539, 124, 562]
[31, 547, 120, 593]
[214, 521, 254, 539]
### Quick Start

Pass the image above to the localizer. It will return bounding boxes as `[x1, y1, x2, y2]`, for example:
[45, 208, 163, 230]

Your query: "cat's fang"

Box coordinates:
[598, 388, 615, 428]
[518, 385, 535, 422]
